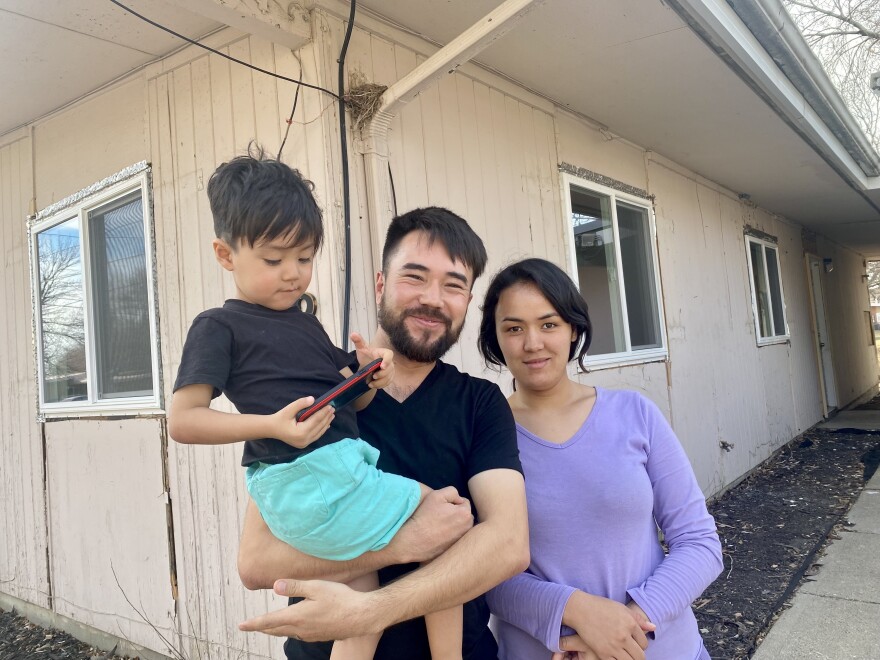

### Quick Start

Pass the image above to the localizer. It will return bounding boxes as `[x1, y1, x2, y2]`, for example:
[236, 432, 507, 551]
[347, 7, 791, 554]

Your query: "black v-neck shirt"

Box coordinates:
[286, 360, 521, 660]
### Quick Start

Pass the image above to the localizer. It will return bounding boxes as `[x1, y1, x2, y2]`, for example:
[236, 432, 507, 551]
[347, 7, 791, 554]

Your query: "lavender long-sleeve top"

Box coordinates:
[487, 387, 723, 660]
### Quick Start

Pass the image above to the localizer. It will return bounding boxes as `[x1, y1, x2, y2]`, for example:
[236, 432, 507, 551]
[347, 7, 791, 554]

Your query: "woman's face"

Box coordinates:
[495, 282, 577, 393]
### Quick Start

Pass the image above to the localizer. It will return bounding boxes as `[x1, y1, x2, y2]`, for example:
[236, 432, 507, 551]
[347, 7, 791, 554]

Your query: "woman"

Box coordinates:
[479, 258, 722, 660]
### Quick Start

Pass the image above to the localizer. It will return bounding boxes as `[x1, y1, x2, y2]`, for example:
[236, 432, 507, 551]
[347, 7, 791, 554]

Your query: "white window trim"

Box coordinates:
[560, 172, 668, 370]
[744, 234, 790, 346]
[29, 166, 162, 418]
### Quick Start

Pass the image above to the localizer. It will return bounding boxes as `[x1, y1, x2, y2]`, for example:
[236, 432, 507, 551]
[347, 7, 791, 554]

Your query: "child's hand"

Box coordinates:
[270, 396, 335, 449]
[350, 332, 394, 391]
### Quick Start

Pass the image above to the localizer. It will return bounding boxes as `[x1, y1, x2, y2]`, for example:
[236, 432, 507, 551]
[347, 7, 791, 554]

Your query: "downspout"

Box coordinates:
[360, 0, 545, 272]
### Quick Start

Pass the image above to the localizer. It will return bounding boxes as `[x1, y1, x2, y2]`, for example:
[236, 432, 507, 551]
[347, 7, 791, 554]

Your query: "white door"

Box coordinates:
[808, 256, 838, 413]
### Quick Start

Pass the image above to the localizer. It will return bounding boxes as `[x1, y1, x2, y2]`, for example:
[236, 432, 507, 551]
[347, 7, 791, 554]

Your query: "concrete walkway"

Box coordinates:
[751, 412, 880, 660]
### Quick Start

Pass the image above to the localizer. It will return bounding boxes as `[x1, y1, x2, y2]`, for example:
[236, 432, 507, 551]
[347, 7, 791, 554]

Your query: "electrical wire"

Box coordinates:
[107, 0, 338, 99]
[338, 1, 357, 346]
[109, 0, 359, 344]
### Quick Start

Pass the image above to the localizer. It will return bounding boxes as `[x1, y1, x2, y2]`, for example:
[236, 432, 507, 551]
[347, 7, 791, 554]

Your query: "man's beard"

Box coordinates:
[378, 299, 463, 363]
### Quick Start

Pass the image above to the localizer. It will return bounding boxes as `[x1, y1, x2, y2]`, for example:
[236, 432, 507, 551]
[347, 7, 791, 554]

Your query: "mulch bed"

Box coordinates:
[2, 428, 879, 660]
[0, 607, 130, 659]
[694, 427, 880, 660]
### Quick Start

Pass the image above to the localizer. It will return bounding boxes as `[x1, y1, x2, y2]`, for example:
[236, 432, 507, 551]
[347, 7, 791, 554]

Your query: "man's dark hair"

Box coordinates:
[478, 258, 592, 371]
[382, 207, 488, 285]
[206, 143, 323, 250]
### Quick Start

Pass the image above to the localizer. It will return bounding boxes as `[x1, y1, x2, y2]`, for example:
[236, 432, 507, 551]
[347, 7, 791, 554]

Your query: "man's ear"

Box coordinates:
[213, 238, 235, 271]
[375, 271, 385, 305]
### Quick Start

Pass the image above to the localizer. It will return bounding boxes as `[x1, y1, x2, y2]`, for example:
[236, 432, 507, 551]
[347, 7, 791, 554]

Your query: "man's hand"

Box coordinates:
[561, 591, 655, 660]
[350, 332, 394, 390]
[385, 487, 473, 564]
[268, 396, 334, 449]
[239, 579, 381, 641]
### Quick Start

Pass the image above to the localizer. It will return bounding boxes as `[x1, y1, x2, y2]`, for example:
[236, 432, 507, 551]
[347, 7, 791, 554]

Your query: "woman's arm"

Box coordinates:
[488, 572, 652, 657]
[624, 398, 724, 630]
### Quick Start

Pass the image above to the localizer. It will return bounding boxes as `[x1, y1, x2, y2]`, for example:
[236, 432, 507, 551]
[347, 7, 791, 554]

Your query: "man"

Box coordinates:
[237, 207, 529, 659]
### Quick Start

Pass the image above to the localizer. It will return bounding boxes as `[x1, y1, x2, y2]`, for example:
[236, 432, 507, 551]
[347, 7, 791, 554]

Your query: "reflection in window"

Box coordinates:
[569, 182, 664, 362]
[89, 193, 153, 399]
[746, 236, 788, 342]
[37, 219, 87, 403]
[31, 168, 157, 412]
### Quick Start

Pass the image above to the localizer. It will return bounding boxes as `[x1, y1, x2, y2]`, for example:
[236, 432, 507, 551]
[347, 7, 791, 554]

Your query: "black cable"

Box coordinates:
[108, 0, 338, 99]
[338, 1, 356, 346]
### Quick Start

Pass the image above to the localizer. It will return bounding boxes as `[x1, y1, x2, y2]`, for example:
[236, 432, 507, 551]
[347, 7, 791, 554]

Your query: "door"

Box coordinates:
[808, 255, 838, 414]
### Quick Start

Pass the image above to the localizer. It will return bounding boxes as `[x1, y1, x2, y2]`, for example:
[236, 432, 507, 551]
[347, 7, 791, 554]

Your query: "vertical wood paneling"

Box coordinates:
[45, 420, 175, 651]
[153, 31, 340, 660]
[820, 240, 879, 406]
[0, 136, 49, 610]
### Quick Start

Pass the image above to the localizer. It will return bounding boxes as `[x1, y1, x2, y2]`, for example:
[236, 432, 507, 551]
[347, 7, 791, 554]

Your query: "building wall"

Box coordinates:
[0, 6, 878, 660]
[815, 238, 878, 407]
[0, 133, 50, 612]
[145, 27, 344, 660]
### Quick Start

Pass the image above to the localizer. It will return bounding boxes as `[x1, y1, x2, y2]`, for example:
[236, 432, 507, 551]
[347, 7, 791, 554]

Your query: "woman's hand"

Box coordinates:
[561, 591, 655, 660]
[551, 634, 600, 659]
[626, 601, 654, 632]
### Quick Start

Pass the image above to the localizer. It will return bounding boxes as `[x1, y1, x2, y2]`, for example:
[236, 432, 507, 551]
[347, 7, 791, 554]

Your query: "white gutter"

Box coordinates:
[359, 0, 545, 272]
[665, 0, 880, 196]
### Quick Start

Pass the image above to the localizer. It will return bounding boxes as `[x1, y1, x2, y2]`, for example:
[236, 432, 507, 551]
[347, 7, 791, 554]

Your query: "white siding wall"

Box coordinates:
[1, 6, 878, 660]
[331, 10, 565, 381]
[0, 133, 49, 611]
[147, 27, 344, 659]
[816, 238, 878, 406]
[44, 419, 175, 646]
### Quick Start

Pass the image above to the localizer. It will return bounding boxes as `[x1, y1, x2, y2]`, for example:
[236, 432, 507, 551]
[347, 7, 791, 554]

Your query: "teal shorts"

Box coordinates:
[245, 438, 422, 561]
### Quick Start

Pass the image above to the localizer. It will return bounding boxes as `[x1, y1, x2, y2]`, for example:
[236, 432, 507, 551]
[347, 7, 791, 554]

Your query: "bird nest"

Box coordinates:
[345, 72, 387, 131]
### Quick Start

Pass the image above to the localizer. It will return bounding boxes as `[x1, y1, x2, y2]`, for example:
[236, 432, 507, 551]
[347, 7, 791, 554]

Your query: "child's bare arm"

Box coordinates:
[168, 383, 334, 448]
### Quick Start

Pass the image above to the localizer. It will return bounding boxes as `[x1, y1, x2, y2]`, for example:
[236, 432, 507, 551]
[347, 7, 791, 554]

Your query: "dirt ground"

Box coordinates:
[694, 426, 880, 660]
[2, 427, 879, 660]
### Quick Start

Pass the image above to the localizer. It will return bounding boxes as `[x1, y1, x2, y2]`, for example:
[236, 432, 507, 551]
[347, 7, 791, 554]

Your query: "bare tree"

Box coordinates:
[868, 259, 880, 304]
[783, 0, 880, 147]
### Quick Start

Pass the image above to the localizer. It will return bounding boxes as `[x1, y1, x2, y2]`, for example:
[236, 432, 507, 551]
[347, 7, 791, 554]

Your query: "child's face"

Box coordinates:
[213, 231, 315, 311]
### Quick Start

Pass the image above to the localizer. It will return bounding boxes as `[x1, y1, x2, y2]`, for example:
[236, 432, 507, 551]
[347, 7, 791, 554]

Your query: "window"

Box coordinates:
[563, 173, 666, 367]
[30, 164, 160, 415]
[745, 235, 788, 344]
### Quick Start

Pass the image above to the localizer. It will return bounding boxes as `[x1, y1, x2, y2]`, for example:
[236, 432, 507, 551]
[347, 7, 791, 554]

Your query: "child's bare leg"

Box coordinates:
[425, 604, 463, 660]
[328, 572, 381, 660]
[414, 483, 463, 660]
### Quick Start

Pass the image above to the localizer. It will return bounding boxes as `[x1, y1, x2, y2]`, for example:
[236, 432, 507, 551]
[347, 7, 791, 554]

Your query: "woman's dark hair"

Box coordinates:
[382, 207, 488, 285]
[207, 143, 323, 250]
[478, 258, 592, 371]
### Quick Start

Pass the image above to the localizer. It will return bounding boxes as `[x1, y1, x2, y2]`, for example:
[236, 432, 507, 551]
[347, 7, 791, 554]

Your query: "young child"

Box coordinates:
[168, 146, 462, 660]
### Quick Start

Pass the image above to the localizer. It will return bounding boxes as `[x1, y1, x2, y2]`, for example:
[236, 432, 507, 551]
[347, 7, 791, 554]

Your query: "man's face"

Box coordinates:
[377, 231, 474, 363]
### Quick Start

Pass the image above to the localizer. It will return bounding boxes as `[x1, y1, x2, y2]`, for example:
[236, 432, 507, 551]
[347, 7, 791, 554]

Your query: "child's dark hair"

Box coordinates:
[207, 143, 323, 250]
[382, 207, 488, 285]
[478, 258, 592, 371]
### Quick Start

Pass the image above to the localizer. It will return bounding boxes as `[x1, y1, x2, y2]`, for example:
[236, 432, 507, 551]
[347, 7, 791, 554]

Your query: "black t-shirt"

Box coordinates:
[173, 299, 356, 466]
[285, 360, 522, 660]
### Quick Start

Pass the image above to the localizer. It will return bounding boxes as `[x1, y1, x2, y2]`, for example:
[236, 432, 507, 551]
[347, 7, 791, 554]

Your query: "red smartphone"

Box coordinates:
[295, 358, 384, 422]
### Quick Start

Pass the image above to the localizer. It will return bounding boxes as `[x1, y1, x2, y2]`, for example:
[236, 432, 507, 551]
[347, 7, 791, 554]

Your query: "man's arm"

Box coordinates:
[239, 467, 529, 641]
[238, 486, 474, 588]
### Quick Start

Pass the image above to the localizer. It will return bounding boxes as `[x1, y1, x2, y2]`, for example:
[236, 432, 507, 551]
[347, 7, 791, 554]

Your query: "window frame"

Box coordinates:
[561, 172, 668, 370]
[29, 165, 162, 417]
[744, 234, 790, 346]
